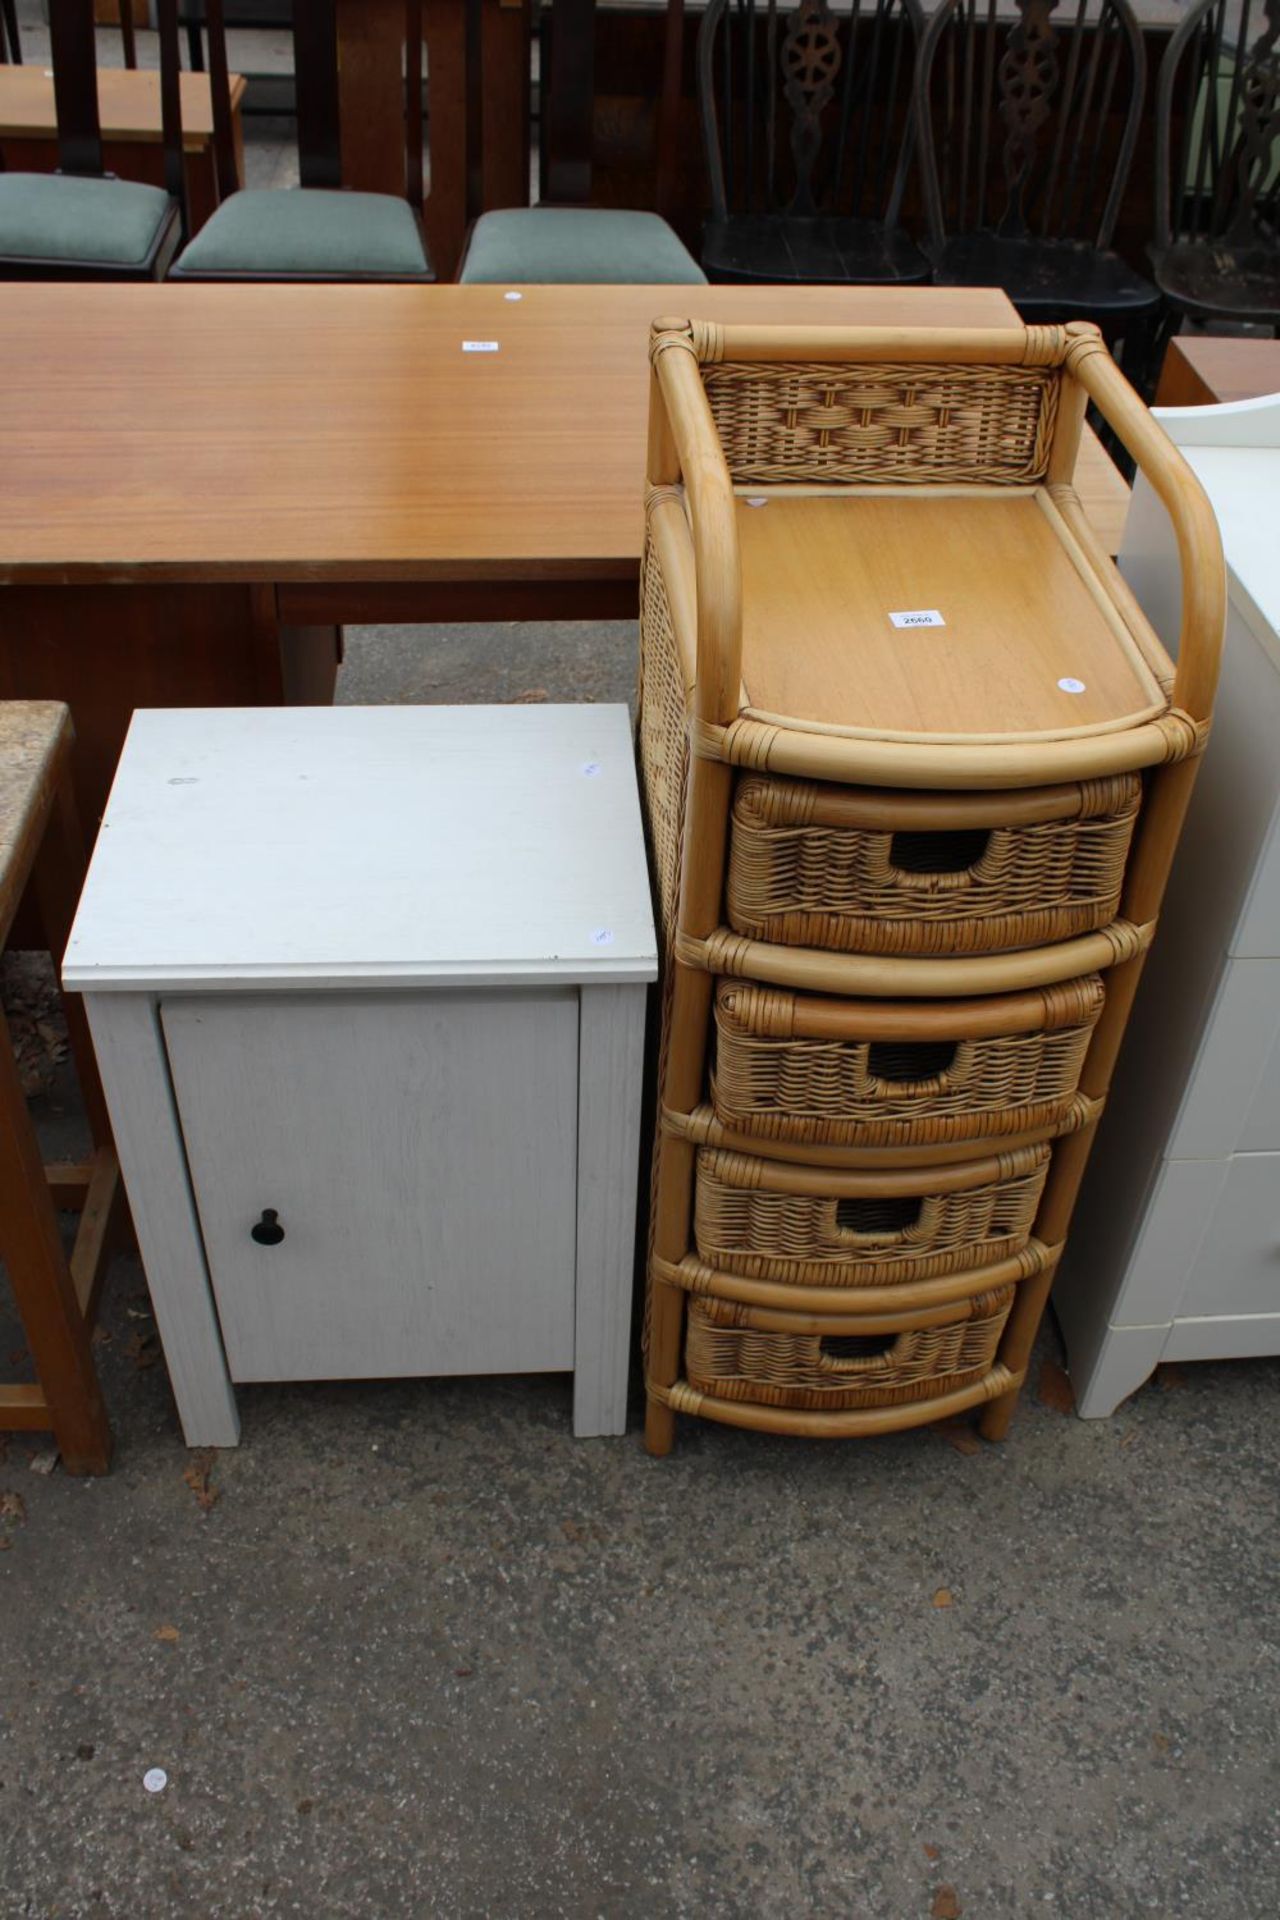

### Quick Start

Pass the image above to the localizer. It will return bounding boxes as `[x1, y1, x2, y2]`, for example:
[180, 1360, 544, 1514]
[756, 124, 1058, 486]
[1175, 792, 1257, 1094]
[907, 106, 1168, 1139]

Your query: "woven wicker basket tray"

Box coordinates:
[726, 774, 1142, 958]
[684, 1285, 1014, 1410]
[711, 974, 1106, 1148]
[694, 1143, 1050, 1286]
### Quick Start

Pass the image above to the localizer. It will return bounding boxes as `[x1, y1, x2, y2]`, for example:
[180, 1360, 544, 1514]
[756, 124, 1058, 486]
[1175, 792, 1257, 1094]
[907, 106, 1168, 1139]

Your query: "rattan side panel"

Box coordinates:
[637, 532, 694, 1370]
[711, 977, 1106, 1146]
[727, 774, 1143, 957]
[701, 362, 1060, 487]
[637, 536, 690, 941]
[694, 1147, 1050, 1285]
[684, 1286, 1015, 1409]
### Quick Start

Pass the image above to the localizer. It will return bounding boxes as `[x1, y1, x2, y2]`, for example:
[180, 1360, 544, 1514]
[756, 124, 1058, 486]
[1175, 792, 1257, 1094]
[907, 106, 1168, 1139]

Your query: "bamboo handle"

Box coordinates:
[651, 325, 742, 727]
[1062, 325, 1225, 724]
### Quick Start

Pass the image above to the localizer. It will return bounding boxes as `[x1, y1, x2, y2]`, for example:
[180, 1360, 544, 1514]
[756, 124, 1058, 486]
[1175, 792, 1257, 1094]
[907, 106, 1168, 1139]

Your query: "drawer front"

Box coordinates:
[1241, 1013, 1280, 1152]
[684, 1286, 1014, 1411]
[693, 1144, 1049, 1287]
[726, 772, 1140, 958]
[163, 991, 579, 1383]
[1168, 958, 1280, 1159]
[1178, 1152, 1280, 1320]
[711, 974, 1103, 1150]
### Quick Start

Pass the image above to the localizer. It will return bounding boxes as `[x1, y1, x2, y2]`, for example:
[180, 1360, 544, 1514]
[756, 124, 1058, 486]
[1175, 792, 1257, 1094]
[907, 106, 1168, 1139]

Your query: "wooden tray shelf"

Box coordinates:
[639, 318, 1225, 1452]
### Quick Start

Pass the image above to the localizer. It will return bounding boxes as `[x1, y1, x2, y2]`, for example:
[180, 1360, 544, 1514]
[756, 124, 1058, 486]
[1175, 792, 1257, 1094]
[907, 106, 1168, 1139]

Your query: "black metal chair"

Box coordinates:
[1, 0, 22, 64]
[1151, 0, 1280, 332]
[0, 0, 185, 281]
[170, 0, 434, 281]
[697, 0, 929, 284]
[913, 0, 1160, 361]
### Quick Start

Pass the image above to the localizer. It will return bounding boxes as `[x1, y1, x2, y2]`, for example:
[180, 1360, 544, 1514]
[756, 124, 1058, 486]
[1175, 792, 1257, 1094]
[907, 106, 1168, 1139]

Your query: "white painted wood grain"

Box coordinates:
[1167, 960, 1280, 1160]
[1241, 1012, 1280, 1153]
[1177, 1152, 1280, 1319]
[65, 706, 658, 991]
[572, 985, 648, 1438]
[162, 991, 580, 1383]
[1163, 1309, 1280, 1364]
[83, 993, 240, 1447]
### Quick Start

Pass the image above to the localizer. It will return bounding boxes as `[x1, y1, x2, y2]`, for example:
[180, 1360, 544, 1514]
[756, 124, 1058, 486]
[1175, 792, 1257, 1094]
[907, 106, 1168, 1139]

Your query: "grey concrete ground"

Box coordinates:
[2, 621, 1279, 1920]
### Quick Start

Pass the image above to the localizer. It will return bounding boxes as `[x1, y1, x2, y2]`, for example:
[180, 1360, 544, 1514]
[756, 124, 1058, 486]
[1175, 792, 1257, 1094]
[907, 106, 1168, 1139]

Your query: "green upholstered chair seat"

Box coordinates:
[460, 207, 707, 284]
[172, 188, 431, 281]
[0, 172, 174, 267]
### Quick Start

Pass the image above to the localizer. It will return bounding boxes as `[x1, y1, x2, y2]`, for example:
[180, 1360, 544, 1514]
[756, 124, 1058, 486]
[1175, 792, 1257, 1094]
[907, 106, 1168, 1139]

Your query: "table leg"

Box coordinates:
[0, 1016, 112, 1474]
[84, 994, 240, 1449]
[0, 585, 339, 837]
[573, 984, 647, 1438]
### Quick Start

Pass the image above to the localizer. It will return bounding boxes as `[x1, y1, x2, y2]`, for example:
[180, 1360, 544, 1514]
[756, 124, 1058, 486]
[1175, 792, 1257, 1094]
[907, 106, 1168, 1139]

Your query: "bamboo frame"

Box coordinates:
[640, 319, 1225, 1454]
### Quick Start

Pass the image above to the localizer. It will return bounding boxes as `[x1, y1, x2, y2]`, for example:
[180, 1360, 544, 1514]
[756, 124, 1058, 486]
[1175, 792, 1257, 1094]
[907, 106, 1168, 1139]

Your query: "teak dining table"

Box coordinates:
[0, 281, 1131, 829]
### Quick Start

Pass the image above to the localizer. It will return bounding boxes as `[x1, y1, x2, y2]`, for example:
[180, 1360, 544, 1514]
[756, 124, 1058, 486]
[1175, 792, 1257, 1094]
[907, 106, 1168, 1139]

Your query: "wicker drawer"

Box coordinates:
[711, 975, 1105, 1148]
[684, 1287, 1014, 1410]
[726, 773, 1142, 957]
[693, 1144, 1049, 1286]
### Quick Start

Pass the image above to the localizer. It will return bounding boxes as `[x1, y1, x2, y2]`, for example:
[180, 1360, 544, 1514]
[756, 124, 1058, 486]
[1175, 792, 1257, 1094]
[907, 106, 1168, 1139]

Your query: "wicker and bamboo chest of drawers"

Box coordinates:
[637, 316, 1225, 1453]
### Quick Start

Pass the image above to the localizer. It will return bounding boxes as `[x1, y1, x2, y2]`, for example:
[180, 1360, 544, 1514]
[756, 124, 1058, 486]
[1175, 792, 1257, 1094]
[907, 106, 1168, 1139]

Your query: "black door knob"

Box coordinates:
[251, 1208, 285, 1246]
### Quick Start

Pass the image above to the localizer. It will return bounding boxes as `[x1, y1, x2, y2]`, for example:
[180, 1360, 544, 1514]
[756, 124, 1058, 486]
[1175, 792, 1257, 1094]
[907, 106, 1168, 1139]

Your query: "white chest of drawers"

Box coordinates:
[1056, 392, 1280, 1414]
[66, 705, 657, 1446]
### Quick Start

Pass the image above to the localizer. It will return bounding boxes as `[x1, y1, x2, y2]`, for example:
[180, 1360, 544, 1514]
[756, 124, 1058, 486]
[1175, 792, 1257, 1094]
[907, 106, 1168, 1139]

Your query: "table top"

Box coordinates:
[1157, 335, 1280, 410]
[0, 67, 245, 145]
[0, 283, 1130, 585]
[64, 705, 659, 991]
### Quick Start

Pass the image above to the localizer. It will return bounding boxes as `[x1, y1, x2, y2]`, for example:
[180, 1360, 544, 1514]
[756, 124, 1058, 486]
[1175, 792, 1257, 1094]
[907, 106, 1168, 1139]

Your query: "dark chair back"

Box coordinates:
[915, 0, 1146, 252]
[42, 0, 185, 203]
[201, 0, 426, 210]
[1, 0, 22, 64]
[118, 0, 138, 70]
[1155, 0, 1280, 256]
[698, 0, 923, 225]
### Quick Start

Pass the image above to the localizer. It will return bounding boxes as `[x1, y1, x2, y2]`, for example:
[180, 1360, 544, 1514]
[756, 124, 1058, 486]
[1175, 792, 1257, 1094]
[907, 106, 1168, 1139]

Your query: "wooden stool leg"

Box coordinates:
[31, 766, 110, 1150]
[0, 1017, 111, 1474]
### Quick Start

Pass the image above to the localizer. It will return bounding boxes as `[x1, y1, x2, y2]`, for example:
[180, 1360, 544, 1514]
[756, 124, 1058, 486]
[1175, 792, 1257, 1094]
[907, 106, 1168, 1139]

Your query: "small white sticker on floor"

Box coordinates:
[1058, 677, 1087, 694]
[462, 341, 500, 353]
[746, 497, 768, 508]
[143, 1769, 168, 1794]
[889, 609, 945, 629]
[503, 291, 523, 302]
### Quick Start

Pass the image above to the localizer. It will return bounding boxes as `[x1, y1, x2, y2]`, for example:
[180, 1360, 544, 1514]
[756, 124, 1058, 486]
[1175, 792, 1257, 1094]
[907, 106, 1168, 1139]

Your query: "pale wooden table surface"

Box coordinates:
[0, 66, 246, 146]
[0, 282, 1130, 583]
[1156, 335, 1280, 410]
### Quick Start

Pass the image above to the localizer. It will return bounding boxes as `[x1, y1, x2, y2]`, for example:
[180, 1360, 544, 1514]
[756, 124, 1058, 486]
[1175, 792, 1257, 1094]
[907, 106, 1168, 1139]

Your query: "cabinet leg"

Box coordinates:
[573, 986, 646, 1438]
[83, 994, 240, 1450]
[0, 1019, 111, 1474]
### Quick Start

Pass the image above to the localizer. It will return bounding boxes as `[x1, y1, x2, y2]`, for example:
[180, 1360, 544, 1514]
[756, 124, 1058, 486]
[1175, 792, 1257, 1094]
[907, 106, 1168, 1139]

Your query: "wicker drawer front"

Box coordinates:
[694, 1145, 1049, 1285]
[684, 1287, 1014, 1410]
[727, 774, 1142, 957]
[712, 975, 1105, 1147]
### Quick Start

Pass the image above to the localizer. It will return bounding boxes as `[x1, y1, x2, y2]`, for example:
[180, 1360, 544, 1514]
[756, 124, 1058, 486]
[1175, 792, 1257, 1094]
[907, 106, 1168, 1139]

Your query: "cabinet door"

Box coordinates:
[1178, 1152, 1280, 1320]
[162, 992, 579, 1383]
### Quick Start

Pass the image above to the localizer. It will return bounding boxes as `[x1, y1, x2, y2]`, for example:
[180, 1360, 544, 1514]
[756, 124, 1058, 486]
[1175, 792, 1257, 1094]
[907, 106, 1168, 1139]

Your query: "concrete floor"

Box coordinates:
[3, 621, 1280, 1918]
[5, 23, 1280, 1915]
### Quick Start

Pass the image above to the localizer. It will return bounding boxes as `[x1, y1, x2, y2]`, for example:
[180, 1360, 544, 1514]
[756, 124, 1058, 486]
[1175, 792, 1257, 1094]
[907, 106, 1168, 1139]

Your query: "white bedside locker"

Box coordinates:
[65, 706, 658, 1446]
[1056, 392, 1280, 1414]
